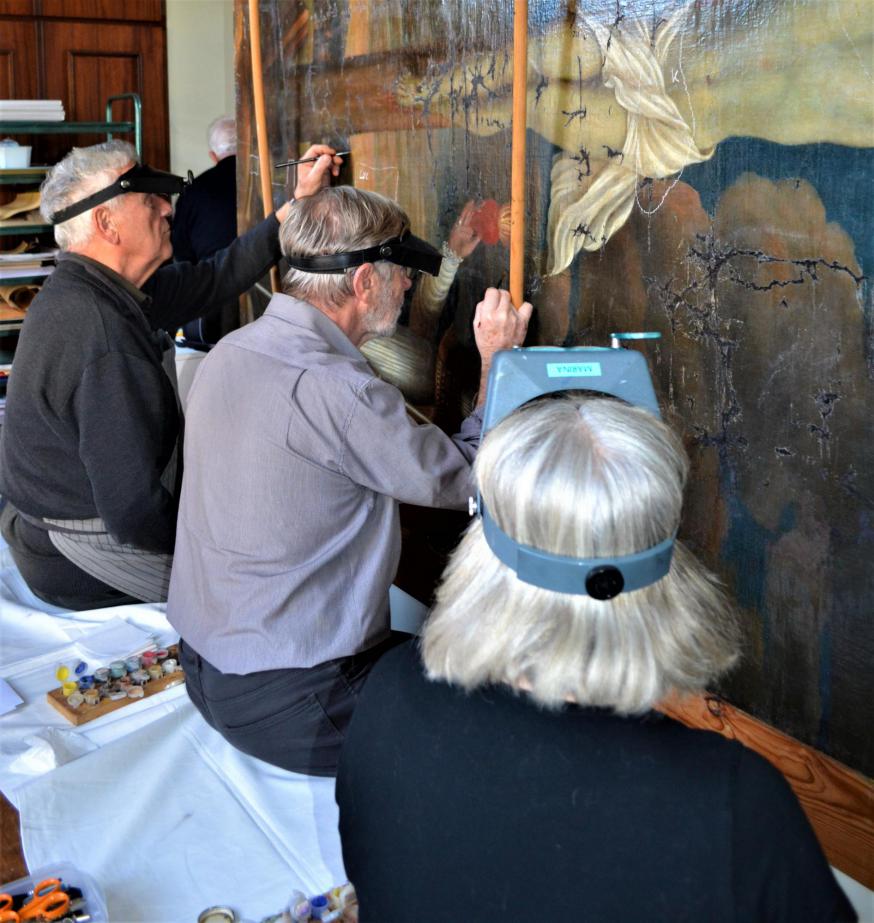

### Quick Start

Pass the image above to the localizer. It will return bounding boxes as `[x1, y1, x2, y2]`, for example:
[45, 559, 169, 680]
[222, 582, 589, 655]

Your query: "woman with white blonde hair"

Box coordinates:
[336, 394, 854, 922]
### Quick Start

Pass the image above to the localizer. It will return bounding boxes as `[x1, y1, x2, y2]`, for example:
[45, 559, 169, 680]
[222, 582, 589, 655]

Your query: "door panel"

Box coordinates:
[41, 20, 169, 168]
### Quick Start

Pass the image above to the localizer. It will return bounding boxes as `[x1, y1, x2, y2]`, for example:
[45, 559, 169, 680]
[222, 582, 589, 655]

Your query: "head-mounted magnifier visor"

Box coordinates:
[49, 163, 190, 225]
[474, 342, 675, 600]
[285, 230, 442, 277]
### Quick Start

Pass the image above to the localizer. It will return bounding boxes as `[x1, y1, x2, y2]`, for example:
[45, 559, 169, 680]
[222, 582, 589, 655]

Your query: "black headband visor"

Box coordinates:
[49, 163, 189, 225]
[285, 231, 442, 277]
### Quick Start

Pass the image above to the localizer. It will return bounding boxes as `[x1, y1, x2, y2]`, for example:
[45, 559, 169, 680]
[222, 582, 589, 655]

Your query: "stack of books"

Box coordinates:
[0, 100, 65, 121]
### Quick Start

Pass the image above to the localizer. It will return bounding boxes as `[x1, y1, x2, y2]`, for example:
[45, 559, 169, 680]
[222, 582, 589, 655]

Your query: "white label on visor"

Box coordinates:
[546, 362, 602, 378]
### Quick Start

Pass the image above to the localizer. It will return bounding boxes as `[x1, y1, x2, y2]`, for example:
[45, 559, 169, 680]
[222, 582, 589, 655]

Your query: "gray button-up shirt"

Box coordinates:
[166, 294, 482, 672]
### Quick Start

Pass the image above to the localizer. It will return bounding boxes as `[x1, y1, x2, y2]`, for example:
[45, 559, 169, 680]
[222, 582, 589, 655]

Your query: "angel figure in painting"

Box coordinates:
[396, 0, 874, 273]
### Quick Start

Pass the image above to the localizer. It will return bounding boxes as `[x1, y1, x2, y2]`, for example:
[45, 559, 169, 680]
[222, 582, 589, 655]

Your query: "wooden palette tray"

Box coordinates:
[46, 648, 186, 726]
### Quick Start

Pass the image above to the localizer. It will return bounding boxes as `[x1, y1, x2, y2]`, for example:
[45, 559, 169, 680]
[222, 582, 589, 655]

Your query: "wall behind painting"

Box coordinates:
[166, 0, 235, 178]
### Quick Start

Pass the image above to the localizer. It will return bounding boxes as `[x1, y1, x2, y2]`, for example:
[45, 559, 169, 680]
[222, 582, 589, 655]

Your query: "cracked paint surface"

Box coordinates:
[238, 0, 874, 776]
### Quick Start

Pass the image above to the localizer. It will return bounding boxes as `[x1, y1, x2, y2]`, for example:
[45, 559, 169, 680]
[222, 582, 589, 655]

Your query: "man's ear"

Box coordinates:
[351, 263, 377, 301]
[93, 205, 119, 244]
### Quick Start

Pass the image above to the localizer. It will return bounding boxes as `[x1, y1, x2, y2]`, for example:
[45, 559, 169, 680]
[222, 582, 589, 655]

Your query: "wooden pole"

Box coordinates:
[509, 0, 528, 308]
[248, 0, 280, 293]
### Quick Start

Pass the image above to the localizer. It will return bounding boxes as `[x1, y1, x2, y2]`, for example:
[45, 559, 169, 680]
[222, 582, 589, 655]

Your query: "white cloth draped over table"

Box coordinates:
[0, 537, 345, 923]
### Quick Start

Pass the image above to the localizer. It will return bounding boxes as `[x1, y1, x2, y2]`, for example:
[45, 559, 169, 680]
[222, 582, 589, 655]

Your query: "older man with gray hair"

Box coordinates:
[171, 115, 238, 267]
[167, 185, 532, 777]
[172, 116, 241, 345]
[0, 139, 340, 610]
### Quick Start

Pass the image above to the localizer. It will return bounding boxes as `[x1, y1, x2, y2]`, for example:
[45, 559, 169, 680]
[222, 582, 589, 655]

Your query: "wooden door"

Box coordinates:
[41, 20, 168, 168]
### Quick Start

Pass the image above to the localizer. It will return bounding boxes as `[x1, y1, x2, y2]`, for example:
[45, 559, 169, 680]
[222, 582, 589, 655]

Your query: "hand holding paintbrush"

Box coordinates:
[275, 146, 348, 222]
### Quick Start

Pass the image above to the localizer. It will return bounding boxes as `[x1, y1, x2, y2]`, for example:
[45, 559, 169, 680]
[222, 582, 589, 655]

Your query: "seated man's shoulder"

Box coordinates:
[26, 267, 117, 335]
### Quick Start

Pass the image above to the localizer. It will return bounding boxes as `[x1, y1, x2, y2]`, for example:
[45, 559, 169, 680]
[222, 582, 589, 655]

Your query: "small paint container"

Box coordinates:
[124, 655, 141, 673]
[161, 658, 178, 674]
[66, 691, 85, 708]
[130, 669, 150, 686]
[78, 675, 95, 690]
[309, 895, 329, 920]
[83, 688, 100, 706]
[147, 664, 163, 681]
[127, 686, 145, 699]
[75, 661, 88, 675]
[55, 664, 70, 682]
[141, 650, 158, 667]
[109, 660, 126, 679]
[62, 681, 78, 697]
[107, 686, 127, 701]
[197, 907, 237, 923]
[94, 667, 111, 683]
[154, 648, 169, 662]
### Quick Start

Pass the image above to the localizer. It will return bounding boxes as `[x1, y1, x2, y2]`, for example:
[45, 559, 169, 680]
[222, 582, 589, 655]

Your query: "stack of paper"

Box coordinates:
[0, 100, 65, 121]
[0, 249, 57, 274]
[0, 248, 55, 310]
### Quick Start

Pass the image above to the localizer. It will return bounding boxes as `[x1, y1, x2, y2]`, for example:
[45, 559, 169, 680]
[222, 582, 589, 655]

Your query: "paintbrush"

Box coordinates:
[274, 151, 351, 169]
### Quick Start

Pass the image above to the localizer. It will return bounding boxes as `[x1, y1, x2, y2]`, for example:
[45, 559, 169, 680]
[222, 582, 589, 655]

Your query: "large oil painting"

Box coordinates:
[236, 0, 874, 778]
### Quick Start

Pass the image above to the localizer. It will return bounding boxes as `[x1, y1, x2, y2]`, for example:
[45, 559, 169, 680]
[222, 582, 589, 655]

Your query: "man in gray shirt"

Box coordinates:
[167, 186, 531, 776]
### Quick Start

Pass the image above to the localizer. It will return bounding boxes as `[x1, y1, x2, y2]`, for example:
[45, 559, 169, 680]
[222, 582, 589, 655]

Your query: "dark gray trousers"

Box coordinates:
[178, 634, 404, 777]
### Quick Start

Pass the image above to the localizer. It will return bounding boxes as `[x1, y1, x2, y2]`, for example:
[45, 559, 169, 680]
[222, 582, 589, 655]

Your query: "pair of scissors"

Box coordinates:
[0, 879, 69, 922]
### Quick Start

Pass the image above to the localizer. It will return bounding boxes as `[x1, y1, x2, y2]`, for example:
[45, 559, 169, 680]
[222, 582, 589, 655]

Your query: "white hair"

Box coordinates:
[279, 186, 409, 310]
[40, 140, 136, 250]
[422, 395, 740, 714]
[208, 116, 236, 159]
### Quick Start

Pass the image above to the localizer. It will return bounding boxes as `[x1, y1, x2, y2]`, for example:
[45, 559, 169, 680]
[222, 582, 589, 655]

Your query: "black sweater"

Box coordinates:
[337, 641, 856, 923]
[0, 214, 280, 554]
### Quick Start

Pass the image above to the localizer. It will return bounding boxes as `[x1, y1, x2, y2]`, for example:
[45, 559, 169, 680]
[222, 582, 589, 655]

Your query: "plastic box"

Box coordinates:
[0, 144, 32, 168]
[0, 862, 108, 922]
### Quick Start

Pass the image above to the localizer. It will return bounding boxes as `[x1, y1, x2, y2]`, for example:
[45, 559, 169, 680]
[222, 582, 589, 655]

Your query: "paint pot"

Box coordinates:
[127, 686, 145, 699]
[141, 650, 158, 667]
[161, 658, 178, 674]
[66, 691, 85, 708]
[62, 681, 78, 697]
[74, 661, 88, 675]
[197, 907, 237, 923]
[78, 675, 95, 690]
[124, 656, 141, 673]
[55, 664, 70, 682]
[309, 895, 329, 920]
[147, 664, 163, 681]
[94, 668, 111, 683]
[130, 669, 150, 686]
[154, 648, 169, 662]
[83, 688, 100, 706]
[107, 686, 127, 701]
[109, 660, 126, 679]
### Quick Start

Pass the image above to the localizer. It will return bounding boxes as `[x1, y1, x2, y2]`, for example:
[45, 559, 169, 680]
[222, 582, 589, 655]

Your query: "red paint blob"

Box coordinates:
[470, 199, 501, 245]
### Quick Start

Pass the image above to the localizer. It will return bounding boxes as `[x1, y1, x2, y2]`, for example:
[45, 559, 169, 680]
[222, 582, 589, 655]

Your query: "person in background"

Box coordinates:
[0, 139, 340, 610]
[336, 395, 856, 922]
[171, 115, 239, 346]
[167, 185, 531, 778]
